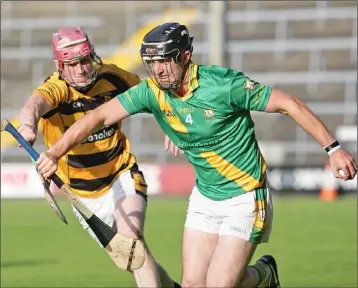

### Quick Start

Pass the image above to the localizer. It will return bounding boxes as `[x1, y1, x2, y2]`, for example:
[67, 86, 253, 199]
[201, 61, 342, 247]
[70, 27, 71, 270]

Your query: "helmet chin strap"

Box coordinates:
[76, 81, 95, 92]
[158, 80, 180, 91]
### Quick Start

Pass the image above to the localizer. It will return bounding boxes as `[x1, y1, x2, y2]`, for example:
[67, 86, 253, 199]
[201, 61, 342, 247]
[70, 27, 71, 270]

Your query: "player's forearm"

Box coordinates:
[20, 106, 38, 129]
[20, 93, 51, 130]
[284, 97, 336, 148]
[47, 112, 104, 159]
[265, 89, 336, 148]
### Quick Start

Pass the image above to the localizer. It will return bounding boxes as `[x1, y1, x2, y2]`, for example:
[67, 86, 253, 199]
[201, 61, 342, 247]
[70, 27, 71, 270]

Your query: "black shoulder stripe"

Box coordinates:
[42, 107, 59, 119]
[97, 73, 131, 97]
[41, 72, 131, 119]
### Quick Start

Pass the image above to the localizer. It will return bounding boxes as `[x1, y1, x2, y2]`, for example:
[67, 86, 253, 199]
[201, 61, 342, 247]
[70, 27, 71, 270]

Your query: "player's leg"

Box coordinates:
[181, 229, 218, 287]
[71, 187, 117, 247]
[235, 187, 280, 288]
[181, 186, 221, 287]
[115, 193, 161, 287]
[206, 186, 279, 288]
[71, 193, 163, 287]
[115, 165, 178, 288]
[70, 166, 178, 287]
[205, 190, 259, 287]
[206, 236, 257, 287]
[238, 186, 280, 288]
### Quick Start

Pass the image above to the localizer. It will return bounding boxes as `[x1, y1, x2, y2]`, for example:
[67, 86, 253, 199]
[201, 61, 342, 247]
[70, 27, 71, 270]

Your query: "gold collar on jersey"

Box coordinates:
[177, 61, 199, 101]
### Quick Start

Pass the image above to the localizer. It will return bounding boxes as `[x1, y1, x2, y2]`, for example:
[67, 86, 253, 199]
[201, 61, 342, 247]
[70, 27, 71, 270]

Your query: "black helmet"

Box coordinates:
[140, 22, 193, 63]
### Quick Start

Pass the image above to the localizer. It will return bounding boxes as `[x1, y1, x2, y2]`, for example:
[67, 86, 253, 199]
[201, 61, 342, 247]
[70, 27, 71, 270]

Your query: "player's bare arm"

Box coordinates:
[19, 93, 53, 144]
[36, 98, 129, 178]
[264, 89, 357, 180]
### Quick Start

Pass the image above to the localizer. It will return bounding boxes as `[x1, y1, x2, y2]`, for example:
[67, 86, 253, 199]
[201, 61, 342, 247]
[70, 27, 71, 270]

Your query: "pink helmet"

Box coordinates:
[51, 26, 100, 89]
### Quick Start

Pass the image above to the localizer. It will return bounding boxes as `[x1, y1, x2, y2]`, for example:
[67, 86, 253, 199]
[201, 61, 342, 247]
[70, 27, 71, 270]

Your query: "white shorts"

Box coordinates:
[72, 167, 147, 247]
[184, 186, 273, 244]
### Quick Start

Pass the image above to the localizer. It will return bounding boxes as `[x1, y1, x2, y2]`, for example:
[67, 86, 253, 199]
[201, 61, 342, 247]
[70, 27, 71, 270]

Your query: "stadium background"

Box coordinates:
[1, 1, 357, 287]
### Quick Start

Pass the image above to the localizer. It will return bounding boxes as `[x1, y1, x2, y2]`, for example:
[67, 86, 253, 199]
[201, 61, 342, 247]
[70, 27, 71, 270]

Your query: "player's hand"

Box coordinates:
[164, 135, 182, 156]
[17, 124, 37, 147]
[35, 151, 58, 179]
[44, 177, 51, 188]
[329, 148, 357, 181]
[36, 170, 51, 188]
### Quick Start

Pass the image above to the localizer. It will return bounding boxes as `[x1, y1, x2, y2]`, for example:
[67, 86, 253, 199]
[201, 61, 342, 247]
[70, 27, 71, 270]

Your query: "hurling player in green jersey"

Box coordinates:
[37, 22, 357, 288]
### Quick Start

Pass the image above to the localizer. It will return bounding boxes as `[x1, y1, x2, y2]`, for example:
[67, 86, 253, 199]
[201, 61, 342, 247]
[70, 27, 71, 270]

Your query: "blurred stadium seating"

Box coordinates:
[1, 1, 357, 166]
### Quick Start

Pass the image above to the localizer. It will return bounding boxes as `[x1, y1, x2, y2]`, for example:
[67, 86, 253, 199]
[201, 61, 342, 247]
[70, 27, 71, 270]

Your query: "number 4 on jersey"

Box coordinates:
[185, 113, 194, 125]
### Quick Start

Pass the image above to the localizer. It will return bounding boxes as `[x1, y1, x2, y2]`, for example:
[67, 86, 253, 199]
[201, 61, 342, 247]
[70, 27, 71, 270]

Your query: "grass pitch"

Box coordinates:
[1, 195, 356, 287]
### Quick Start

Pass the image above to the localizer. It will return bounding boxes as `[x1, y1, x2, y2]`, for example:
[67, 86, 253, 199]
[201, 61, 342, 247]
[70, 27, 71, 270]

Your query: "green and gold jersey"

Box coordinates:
[117, 62, 272, 200]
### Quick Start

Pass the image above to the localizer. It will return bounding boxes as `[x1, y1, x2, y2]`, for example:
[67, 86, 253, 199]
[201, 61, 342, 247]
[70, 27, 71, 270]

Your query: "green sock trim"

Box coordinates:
[250, 262, 269, 286]
[249, 265, 264, 284]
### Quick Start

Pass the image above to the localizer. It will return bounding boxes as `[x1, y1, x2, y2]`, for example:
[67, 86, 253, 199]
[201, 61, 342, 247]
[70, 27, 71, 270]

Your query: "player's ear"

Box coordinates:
[183, 50, 191, 65]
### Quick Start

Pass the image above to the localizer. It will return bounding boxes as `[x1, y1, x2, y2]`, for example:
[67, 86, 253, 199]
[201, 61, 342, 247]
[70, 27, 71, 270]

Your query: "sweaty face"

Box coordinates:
[60, 55, 97, 89]
[143, 57, 184, 91]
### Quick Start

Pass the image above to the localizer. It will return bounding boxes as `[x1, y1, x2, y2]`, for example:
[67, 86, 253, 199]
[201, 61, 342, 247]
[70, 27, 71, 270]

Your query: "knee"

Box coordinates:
[181, 277, 205, 288]
[123, 228, 144, 240]
[115, 216, 145, 239]
[115, 198, 146, 239]
[206, 273, 238, 288]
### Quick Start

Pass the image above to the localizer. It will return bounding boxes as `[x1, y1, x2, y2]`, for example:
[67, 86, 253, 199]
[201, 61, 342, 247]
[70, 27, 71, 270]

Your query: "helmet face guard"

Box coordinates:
[140, 23, 193, 91]
[51, 26, 101, 90]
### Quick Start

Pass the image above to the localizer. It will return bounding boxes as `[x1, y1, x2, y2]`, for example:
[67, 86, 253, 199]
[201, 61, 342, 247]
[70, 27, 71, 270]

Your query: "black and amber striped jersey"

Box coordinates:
[35, 64, 141, 198]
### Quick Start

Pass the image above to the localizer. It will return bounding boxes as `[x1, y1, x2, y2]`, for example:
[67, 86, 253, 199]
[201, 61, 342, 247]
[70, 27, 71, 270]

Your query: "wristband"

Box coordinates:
[324, 140, 341, 156]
